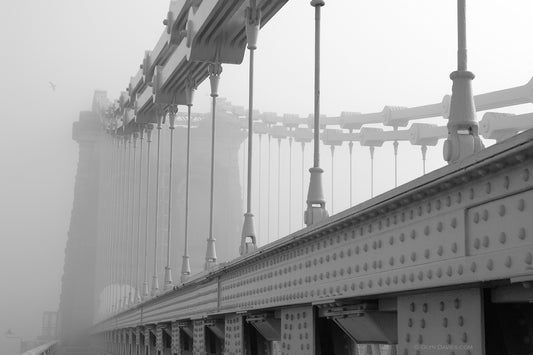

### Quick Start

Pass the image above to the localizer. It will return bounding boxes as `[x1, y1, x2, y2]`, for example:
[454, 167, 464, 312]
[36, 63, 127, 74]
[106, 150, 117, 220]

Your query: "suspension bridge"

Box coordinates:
[32, 0, 533, 354]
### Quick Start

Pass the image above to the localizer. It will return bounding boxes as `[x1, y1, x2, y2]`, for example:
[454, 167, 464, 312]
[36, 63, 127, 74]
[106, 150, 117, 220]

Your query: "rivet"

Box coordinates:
[458, 316, 464, 326]
[436, 199, 442, 210]
[411, 230, 417, 239]
[469, 188, 475, 199]
[504, 176, 510, 189]
[446, 266, 453, 277]
[447, 334, 452, 344]
[424, 249, 430, 259]
[473, 238, 480, 249]
[454, 298, 461, 309]
[487, 259, 494, 271]
[523, 168, 530, 182]
[409, 273, 415, 282]
[422, 303, 428, 313]
[457, 192, 462, 204]
[427, 269, 433, 279]
[518, 199, 526, 212]
[446, 196, 451, 207]
[437, 268, 442, 278]
[418, 334, 423, 344]
[470, 262, 477, 273]
[499, 205, 506, 217]
[437, 222, 444, 232]
[363, 244, 368, 252]
[505, 256, 512, 268]
[411, 253, 417, 262]
[424, 226, 430, 236]
[420, 319, 426, 328]
[401, 274, 407, 283]
[410, 303, 415, 312]
[400, 255, 405, 264]
[485, 182, 492, 194]
[437, 245, 444, 256]
[440, 301, 445, 311]
[405, 333, 410, 342]
[389, 236, 394, 245]
[451, 243, 458, 254]
[462, 332, 468, 343]
[389, 257, 395, 266]
[483, 236, 490, 248]
[400, 233, 405, 242]
[482, 209, 489, 221]
[451, 218, 458, 229]
[442, 317, 448, 327]
[473, 212, 480, 224]
[499, 232, 507, 244]
[525, 253, 532, 265]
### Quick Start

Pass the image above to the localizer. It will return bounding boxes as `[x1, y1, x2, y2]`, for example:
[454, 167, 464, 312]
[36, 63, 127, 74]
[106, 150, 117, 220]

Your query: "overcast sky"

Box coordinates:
[1, 1, 532, 353]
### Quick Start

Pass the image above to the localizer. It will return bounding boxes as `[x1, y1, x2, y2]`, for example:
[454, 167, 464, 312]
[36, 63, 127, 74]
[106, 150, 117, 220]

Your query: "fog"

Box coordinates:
[1, 0, 533, 353]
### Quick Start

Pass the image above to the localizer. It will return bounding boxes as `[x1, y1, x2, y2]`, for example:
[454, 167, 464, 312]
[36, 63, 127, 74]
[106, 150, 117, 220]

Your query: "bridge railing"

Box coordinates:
[21, 341, 57, 355]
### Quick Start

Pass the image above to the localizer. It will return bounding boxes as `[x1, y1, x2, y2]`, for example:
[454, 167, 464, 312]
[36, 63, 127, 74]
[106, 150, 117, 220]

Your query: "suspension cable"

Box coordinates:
[143, 124, 153, 300]
[267, 134, 271, 242]
[288, 137, 292, 233]
[348, 140, 353, 206]
[370, 146, 375, 198]
[240, 0, 260, 255]
[151, 112, 163, 297]
[128, 132, 137, 306]
[164, 106, 177, 291]
[301, 142, 305, 228]
[182, 77, 196, 282]
[331, 145, 335, 214]
[205, 63, 222, 269]
[135, 126, 144, 303]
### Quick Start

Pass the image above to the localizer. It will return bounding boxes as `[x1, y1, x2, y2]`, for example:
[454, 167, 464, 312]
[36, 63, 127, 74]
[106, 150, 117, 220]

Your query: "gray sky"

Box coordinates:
[1, 1, 532, 353]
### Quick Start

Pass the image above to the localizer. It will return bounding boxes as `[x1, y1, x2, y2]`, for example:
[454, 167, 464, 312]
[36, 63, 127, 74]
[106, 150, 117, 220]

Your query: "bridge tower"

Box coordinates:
[57, 95, 246, 349]
[57, 111, 102, 347]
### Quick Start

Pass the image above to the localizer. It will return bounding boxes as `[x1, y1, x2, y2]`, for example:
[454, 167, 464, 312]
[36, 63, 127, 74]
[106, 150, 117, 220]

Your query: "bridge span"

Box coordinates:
[53, 0, 533, 354]
[89, 128, 533, 355]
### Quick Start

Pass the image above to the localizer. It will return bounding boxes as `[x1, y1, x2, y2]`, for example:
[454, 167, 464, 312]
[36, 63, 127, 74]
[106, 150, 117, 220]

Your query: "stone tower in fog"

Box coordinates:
[57, 111, 101, 341]
[57, 96, 244, 340]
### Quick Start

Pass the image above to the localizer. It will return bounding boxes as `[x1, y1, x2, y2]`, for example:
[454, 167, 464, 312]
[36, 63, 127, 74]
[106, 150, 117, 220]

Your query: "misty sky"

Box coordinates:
[1, 1, 532, 353]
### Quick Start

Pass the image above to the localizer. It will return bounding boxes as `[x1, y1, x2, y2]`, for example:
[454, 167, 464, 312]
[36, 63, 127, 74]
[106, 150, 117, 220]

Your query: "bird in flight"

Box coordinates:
[49, 81, 56, 91]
